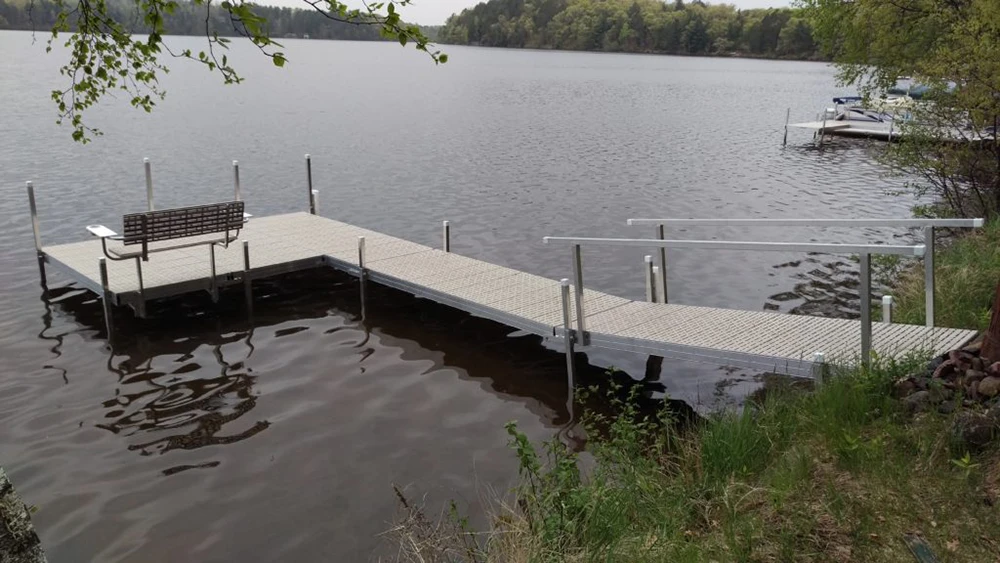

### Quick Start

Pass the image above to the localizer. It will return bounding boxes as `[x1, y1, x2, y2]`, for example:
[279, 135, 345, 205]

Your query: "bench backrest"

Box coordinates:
[122, 201, 245, 245]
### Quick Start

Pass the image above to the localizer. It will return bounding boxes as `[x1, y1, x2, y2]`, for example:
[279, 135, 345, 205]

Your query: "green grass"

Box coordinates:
[390, 358, 1000, 562]
[893, 220, 1000, 331]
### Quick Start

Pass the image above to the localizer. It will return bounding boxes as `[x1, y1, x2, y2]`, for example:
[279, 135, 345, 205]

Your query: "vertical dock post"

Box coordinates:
[819, 116, 827, 146]
[887, 120, 894, 142]
[144, 157, 154, 211]
[99, 257, 114, 338]
[571, 244, 587, 345]
[311, 190, 319, 215]
[233, 160, 241, 201]
[656, 224, 668, 303]
[882, 295, 894, 324]
[783, 107, 790, 146]
[242, 240, 252, 312]
[644, 255, 657, 303]
[208, 244, 219, 303]
[442, 221, 451, 252]
[133, 257, 146, 318]
[358, 236, 367, 318]
[859, 252, 872, 368]
[923, 226, 935, 327]
[560, 278, 575, 382]
[811, 352, 827, 383]
[652, 266, 662, 304]
[26, 181, 46, 287]
[305, 154, 316, 215]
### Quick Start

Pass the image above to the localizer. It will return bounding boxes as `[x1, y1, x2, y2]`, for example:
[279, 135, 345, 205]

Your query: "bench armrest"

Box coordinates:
[87, 224, 119, 238]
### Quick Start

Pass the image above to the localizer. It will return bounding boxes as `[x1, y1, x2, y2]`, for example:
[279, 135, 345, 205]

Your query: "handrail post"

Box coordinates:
[571, 244, 587, 345]
[26, 181, 46, 286]
[882, 295, 894, 324]
[443, 220, 451, 252]
[859, 252, 872, 368]
[358, 236, 367, 318]
[560, 279, 575, 381]
[144, 157, 154, 211]
[208, 244, 219, 303]
[656, 224, 668, 303]
[644, 255, 656, 303]
[923, 225, 935, 327]
[233, 160, 241, 201]
[305, 154, 316, 214]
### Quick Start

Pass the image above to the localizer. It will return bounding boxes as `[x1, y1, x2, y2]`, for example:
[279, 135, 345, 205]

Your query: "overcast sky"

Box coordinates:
[266, 1, 792, 25]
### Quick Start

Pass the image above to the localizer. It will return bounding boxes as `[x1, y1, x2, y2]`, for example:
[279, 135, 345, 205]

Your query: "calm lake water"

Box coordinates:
[0, 31, 922, 560]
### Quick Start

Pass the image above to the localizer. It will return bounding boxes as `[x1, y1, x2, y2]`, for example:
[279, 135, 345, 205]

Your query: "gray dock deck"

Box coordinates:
[41, 212, 977, 377]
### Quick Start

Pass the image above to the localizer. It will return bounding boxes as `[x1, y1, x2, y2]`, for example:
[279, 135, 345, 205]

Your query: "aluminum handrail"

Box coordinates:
[542, 237, 925, 256]
[625, 217, 986, 327]
[543, 235, 928, 368]
[625, 218, 984, 228]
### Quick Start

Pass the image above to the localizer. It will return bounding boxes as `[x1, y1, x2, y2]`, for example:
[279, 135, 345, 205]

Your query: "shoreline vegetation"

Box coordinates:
[438, 0, 822, 61]
[391, 356, 1000, 562]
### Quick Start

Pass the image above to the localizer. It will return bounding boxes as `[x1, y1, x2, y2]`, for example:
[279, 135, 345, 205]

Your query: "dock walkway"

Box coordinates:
[41, 212, 977, 377]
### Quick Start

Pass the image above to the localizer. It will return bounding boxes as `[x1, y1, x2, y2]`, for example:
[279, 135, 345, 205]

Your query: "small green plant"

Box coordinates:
[950, 452, 980, 479]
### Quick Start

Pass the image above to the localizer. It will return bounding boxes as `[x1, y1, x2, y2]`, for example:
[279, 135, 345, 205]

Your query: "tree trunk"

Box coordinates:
[982, 279, 1000, 363]
[0, 468, 46, 563]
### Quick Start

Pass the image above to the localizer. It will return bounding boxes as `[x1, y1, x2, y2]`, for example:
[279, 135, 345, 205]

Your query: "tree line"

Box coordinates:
[0, 0, 388, 41]
[439, 0, 819, 59]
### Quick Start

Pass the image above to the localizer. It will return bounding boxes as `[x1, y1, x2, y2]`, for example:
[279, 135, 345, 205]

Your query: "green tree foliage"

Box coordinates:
[438, 0, 819, 59]
[0, 0, 444, 142]
[803, 0, 1000, 219]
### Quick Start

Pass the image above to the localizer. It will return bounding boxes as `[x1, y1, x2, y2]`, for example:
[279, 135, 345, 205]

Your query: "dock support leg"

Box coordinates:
[312, 190, 319, 216]
[209, 244, 219, 303]
[442, 221, 451, 252]
[99, 257, 114, 339]
[144, 157, 154, 211]
[644, 255, 657, 303]
[242, 240, 252, 312]
[882, 295, 894, 324]
[811, 352, 827, 384]
[233, 160, 241, 201]
[924, 226, 935, 327]
[134, 257, 147, 318]
[859, 252, 872, 369]
[358, 236, 367, 318]
[571, 244, 587, 345]
[560, 279, 576, 384]
[26, 181, 46, 288]
[656, 224, 668, 303]
[305, 154, 316, 215]
[783, 107, 790, 146]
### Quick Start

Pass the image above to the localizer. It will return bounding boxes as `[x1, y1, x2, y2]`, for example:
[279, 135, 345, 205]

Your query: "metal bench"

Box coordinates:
[86, 201, 249, 316]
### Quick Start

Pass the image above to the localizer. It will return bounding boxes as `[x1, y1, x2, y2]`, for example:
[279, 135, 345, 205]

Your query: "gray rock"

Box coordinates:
[979, 376, 1000, 398]
[990, 362, 1000, 377]
[927, 355, 946, 373]
[963, 339, 983, 355]
[893, 377, 917, 398]
[937, 401, 957, 415]
[904, 390, 931, 414]
[951, 412, 997, 450]
[986, 403, 1000, 425]
[933, 359, 960, 381]
[929, 385, 954, 403]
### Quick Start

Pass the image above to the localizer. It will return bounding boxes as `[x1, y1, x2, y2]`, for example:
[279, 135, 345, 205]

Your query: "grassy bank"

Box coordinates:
[892, 220, 1000, 331]
[391, 359, 1000, 562]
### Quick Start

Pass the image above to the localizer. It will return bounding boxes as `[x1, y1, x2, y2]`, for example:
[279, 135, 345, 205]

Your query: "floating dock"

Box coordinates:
[38, 212, 978, 378]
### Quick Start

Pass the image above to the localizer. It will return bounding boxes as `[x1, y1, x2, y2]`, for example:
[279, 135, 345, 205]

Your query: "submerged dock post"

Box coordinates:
[924, 226, 935, 327]
[560, 278, 575, 382]
[652, 266, 662, 303]
[99, 257, 114, 338]
[571, 244, 587, 345]
[311, 190, 319, 215]
[208, 244, 219, 303]
[656, 224, 668, 303]
[144, 157, 154, 211]
[882, 295, 894, 324]
[783, 107, 790, 146]
[859, 252, 872, 368]
[818, 116, 827, 147]
[233, 160, 241, 201]
[442, 221, 451, 252]
[242, 240, 252, 312]
[26, 182, 46, 287]
[644, 255, 656, 303]
[305, 154, 316, 215]
[133, 257, 146, 318]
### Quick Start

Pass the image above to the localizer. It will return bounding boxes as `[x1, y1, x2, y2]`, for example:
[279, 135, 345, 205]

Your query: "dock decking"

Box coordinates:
[41, 212, 977, 377]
